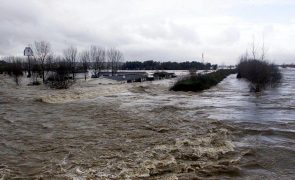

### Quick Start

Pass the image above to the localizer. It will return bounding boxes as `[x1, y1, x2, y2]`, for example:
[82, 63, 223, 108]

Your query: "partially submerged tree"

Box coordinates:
[31, 59, 42, 85]
[80, 50, 90, 80]
[63, 46, 78, 80]
[237, 59, 281, 92]
[90, 46, 105, 78]
[237, 37, 281, 92]
[47, 56, 73, 89]
[4, 57, 24, 85]
[251, 37, 257, 60]
[34, 41, 51, 83]
[107, 48, 123, 75]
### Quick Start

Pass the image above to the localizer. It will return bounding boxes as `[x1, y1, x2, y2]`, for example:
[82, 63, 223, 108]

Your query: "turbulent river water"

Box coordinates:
[0, 68, 294, 179]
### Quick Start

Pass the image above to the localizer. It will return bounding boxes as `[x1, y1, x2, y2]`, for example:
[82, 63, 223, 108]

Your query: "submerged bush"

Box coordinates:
[237, 59, 281, 92]
[3, 59, 24, 85]
[170, 69, 236, 92]
[47, 60, 73, 89]
[30, 63, 42, 85]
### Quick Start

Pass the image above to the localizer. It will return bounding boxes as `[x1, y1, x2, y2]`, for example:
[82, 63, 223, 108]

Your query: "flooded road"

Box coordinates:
[0, 68, 294, 179]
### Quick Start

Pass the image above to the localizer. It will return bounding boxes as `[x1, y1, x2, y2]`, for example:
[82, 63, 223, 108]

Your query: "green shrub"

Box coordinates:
[170, 69, 236, 92]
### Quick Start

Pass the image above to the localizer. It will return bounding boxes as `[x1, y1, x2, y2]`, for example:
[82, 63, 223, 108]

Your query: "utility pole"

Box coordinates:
[24, 46, 34, 78]
[202, 53, 204, 63]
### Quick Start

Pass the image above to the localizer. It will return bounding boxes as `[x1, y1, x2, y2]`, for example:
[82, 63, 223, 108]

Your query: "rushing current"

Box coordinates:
[0, 68, 294, 179]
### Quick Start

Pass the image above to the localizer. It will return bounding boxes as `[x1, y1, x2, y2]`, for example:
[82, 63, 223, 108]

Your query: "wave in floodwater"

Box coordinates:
[0, 69, 295, 179]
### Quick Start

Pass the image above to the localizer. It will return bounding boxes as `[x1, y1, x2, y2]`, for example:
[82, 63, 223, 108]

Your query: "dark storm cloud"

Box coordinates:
[0, 0, 295, 64]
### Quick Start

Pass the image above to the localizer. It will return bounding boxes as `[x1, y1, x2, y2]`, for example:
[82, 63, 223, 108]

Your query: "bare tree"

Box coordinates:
[96, 48, 106, 75]
[90, 46, 97, 76]
[250, 35, 268, 61]
[4, 56, 24, 85]
[80, 50, 90, 80]
[63, 46, 78, 79]
[240, 50, 249, 62]
[260, 35, 266, 61]
[237, 59, 281, 92]
[30, 58, 41, 85]
[45, 54, 54, 78]
[107, 48, 123, 76]
[34, 41, 51, 82]
[90, 46, 105, 77]
[251, 36, 257, 60]
[244, 50, 249, 61]
[47, 56, 73, 89]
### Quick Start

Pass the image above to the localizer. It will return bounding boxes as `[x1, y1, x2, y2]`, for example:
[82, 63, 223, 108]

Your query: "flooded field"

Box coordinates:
[0, 68, 295, 179]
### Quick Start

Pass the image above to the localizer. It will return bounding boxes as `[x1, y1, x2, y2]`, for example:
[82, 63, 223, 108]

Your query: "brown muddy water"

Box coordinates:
[0, 69, 295, 179]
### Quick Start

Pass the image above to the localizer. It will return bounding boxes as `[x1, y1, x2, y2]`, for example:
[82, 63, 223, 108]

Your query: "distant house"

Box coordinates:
[98, 72, 148, 83]
[92, 71, 176, 83]
[153, 72, 176, 80]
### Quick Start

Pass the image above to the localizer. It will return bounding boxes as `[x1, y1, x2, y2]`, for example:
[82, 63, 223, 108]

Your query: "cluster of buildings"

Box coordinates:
[94, 71, 176, 83]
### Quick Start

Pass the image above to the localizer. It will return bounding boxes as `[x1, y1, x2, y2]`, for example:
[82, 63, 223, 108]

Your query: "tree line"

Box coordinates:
[122, 60, 217, 70]
[0, 41, 124, 88]
[0, 40, 217, 88]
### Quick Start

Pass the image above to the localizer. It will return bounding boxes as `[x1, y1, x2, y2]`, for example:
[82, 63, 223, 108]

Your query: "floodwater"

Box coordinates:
[0, 68, 294, 179]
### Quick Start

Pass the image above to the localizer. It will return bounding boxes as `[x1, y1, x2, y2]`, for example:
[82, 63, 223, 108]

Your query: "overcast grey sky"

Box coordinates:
[0, 0, 295, 64]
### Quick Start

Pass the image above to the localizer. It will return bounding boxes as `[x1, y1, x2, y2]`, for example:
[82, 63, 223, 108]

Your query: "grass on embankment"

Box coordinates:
[170, 69, 236, 92]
